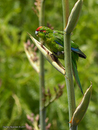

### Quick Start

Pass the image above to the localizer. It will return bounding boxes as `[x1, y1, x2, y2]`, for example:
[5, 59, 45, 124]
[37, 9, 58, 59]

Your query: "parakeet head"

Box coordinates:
[35, 26, 53, 39]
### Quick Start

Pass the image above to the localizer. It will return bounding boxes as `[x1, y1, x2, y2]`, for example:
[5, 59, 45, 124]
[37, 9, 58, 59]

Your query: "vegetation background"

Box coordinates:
[0, 0, 98, 130]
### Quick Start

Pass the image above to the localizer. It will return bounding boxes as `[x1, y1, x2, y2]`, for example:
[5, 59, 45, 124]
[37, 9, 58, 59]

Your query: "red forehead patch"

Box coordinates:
[36, 26, 42, 31]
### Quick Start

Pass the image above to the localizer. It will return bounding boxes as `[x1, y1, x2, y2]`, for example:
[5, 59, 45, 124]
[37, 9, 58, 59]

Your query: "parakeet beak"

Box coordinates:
[35, 31, 38, 35]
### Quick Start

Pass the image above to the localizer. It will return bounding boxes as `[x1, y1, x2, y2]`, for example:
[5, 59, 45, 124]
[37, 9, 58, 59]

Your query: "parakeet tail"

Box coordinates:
[72, 59, 84, 95]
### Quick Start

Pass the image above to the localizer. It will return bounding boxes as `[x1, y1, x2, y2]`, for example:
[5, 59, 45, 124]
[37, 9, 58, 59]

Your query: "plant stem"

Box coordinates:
[39, 0, 46, 130]
[65, 0, 69, 25]
[39, 53, 46, 130]
[64, 34, 77, 130]
[62, 0, 77, 130]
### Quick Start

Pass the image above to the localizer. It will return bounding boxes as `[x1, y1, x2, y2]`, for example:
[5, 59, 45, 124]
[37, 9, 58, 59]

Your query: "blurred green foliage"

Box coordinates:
[0, 0, 98, 130]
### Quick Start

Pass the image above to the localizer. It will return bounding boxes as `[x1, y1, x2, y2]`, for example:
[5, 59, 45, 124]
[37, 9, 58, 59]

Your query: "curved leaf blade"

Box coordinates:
[65, 0, 83, 33]
[29, 33, 66, 75]
[69, 84, 92, 126]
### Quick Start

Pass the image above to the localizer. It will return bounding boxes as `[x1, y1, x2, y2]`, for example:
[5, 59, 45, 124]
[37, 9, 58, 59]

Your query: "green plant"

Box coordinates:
[0, 0, 98, 130]
[25, 1, 92, 130]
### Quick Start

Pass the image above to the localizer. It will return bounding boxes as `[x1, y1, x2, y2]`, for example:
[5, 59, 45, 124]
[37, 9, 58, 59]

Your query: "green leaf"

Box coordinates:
[65, 0, 83, 33]
[69, 83, 92, 126]
[28, 33, 65, 75]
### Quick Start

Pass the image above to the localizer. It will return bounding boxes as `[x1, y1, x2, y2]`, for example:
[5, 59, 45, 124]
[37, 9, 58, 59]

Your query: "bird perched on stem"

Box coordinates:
[35, 26, 86, 94]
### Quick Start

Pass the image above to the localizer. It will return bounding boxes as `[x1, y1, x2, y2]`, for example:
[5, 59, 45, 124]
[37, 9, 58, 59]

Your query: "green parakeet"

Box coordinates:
[35, 26, 86, 94]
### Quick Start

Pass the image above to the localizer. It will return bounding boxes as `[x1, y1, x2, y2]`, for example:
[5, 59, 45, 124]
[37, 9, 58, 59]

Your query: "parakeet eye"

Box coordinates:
[39, 30, 46, 33]
[36, 29, 46, 33]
